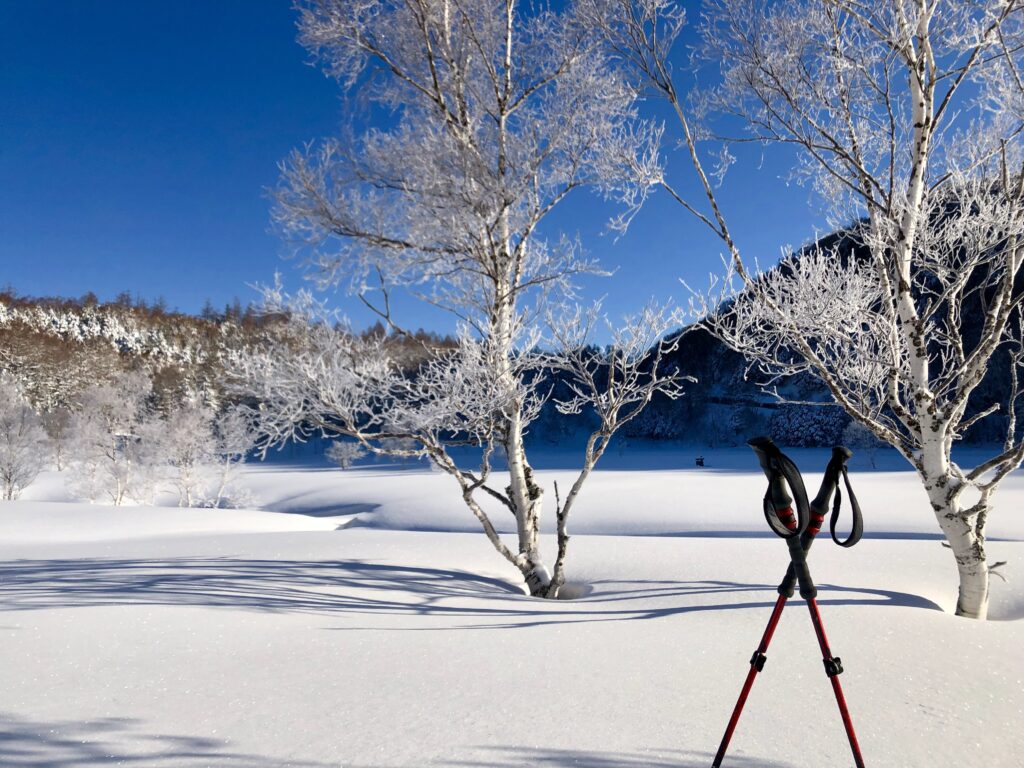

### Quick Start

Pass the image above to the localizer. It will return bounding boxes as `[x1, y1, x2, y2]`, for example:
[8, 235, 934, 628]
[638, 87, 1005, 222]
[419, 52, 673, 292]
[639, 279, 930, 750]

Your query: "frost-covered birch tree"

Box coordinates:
[238, 0, 679, 597]
[41, 406, 71, 471]
[592, 0, 1024, 619]
[326, 440, 367, 470]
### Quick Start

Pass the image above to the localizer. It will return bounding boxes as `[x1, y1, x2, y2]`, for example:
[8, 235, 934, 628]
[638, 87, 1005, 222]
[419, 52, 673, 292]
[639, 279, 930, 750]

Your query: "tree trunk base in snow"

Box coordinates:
[932, 493, 990, 621]
[954, 571, 989, 620]
[524, 563, 553, 598]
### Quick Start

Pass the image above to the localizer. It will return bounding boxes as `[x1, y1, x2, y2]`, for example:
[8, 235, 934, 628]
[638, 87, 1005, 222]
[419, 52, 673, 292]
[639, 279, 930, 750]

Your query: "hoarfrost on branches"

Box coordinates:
[235, 0, 679, 596]
[596, 0, 1024, 618]
[40, 407, 71, 471]
[157, 401, 218, 508]
[210, 406, 259, 509]
[540, 300, 688, 594]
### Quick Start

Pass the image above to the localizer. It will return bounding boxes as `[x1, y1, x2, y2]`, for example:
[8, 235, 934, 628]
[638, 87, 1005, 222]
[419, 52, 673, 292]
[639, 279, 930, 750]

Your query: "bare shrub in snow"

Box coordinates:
[541, 302, 687, 594]
[40, 406, 71, 471]
[210, 405, 258, 508]
[0, 376, 49, 500]
[596, 0, 1024, 619]
[235, 0, 678, 597]
[326, 441, 366, 470]
[67, 371, 157, 506]
[158, 401, 217, 508]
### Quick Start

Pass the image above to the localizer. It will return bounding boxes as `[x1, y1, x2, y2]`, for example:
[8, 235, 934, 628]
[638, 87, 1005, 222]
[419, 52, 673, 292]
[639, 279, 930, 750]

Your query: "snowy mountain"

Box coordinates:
[625, 222, 1023, 447]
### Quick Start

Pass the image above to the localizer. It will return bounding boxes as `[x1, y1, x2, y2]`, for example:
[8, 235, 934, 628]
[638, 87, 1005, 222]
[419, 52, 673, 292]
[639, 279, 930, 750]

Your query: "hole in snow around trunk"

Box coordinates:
[554, 582, 593, 600]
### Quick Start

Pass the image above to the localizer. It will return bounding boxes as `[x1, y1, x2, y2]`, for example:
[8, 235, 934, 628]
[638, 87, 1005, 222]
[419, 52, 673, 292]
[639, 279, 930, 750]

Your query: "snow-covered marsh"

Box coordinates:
[1, 448, 1022, 766]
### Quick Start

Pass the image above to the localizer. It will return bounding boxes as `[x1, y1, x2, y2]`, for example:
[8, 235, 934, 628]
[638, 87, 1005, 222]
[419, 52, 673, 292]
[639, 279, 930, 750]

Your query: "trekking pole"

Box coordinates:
[711, 438, 809, 768]
[712, 439, 865, 768]
[796, 448, 865, 768]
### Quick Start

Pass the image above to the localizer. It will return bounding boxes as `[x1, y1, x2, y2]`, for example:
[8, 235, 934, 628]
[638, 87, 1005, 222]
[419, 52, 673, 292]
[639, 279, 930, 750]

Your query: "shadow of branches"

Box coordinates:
[442, 747, 798, 767]
[0, 557, 942, 629]
[0, 713, 344, 767]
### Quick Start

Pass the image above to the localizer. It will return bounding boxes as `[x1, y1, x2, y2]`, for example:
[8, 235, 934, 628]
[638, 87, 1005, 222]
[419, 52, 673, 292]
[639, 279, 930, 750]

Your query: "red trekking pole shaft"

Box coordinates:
[807, 598, 866, 768]
[711, 577, 790, 767]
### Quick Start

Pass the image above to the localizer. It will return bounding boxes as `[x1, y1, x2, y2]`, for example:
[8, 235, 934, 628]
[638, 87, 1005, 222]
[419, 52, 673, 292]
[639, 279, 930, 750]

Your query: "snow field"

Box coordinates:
[1, 451, 1023, 766]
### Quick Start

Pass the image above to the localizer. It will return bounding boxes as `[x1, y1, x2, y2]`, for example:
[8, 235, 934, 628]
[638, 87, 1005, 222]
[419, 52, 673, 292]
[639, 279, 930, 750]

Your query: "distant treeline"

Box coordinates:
[0, 290, 457, 415]
[1, 282, 1012, 447]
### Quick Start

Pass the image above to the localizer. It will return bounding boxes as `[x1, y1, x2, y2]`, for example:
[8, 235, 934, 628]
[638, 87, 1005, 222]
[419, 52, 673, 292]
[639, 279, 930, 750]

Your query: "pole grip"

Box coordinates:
[748, 436, 792, 508]
[778, 446, 853, 596]
[810, 446, 853, 518]
[747, 437, 809, 540]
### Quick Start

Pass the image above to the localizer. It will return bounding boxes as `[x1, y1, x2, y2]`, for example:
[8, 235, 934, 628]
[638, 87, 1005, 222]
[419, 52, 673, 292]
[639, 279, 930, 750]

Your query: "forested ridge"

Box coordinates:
[1, 273, 1013, 448]
[0, 291, 454, 413]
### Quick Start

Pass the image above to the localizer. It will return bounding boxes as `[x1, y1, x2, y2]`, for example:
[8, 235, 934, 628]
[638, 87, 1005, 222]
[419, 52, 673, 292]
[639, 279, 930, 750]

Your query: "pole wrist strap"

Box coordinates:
[830, 466, 864, 548]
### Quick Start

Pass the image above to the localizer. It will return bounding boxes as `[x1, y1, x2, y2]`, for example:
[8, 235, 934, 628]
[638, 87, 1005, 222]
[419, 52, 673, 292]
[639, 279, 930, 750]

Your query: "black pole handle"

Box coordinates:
[777, 445, 854, 598]
[810, 446, 853, 522]
[747, 437, 810, 540]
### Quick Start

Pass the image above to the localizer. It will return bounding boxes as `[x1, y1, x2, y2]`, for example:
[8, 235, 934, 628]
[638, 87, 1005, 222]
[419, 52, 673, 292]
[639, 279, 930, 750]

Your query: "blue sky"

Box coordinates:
[1, 1, 827, 333]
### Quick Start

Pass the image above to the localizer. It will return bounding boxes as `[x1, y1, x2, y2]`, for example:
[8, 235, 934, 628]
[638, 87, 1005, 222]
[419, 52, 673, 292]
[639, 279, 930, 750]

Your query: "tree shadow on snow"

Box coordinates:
[0, 557, 942, 629]
[0, 711, 800, 768]
[0, 557, 519, 615]
[443, 747, 796, 767]
[0, 712, 345, 768]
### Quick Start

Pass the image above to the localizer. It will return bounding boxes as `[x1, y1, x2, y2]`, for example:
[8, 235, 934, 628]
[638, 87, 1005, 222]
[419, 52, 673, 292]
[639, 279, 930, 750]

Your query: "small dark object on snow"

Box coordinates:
[695, 456, 705, 467]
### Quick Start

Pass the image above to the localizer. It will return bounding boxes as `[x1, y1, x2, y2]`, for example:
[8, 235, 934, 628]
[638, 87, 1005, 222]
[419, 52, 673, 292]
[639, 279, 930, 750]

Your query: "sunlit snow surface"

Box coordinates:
[2, 444, 1022, 767]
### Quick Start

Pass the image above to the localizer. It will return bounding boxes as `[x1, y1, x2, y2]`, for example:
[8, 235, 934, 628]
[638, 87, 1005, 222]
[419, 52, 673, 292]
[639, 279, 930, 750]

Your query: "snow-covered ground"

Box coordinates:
[2, 445, 1023, 767]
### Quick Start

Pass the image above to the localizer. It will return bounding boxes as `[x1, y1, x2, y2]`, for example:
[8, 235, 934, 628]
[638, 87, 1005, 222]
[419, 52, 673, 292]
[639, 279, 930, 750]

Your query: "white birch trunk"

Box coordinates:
[493, 288, 551, 596]
[214, 459, 231, 509]
[926, 483, 990, 620]
[505, 406, 550, 595]
[547, 458, 594, 599]
[920, 440, 990, 619]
